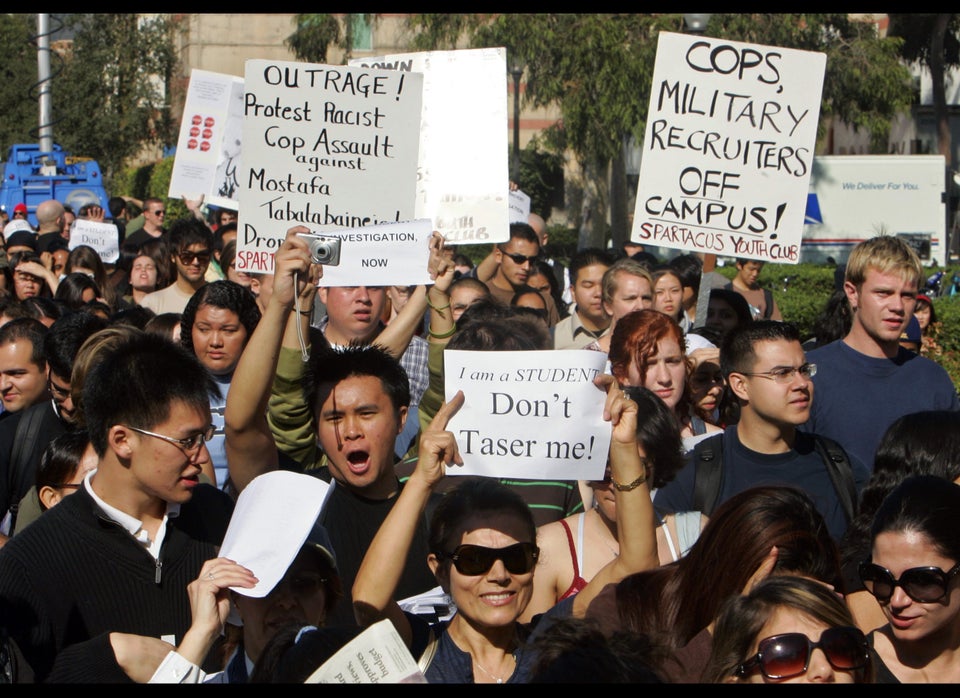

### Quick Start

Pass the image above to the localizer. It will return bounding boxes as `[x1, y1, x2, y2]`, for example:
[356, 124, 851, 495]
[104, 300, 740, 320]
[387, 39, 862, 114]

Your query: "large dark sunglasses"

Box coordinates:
[859, 560, 960, 604]
[437, 542, 539, 576]
[736, 627, 869, 680]
[178, 250, 211, 264]
[500, 250, 540, 266]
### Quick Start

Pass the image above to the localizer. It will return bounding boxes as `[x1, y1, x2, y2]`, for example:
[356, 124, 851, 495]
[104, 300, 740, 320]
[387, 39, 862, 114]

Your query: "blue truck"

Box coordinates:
[0, 143, 110, 228]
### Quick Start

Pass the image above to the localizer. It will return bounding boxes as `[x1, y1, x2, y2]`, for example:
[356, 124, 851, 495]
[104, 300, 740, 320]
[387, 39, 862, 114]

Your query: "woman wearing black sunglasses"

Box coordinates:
[352, 379, 660, 683]
[703, 575, 873, 683]
[860, 475, 960, 683]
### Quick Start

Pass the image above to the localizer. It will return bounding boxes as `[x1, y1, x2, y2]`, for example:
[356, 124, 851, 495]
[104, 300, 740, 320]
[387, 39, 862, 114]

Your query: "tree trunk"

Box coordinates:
[609, 141, 629, 251]
[930, 13, 952, 168]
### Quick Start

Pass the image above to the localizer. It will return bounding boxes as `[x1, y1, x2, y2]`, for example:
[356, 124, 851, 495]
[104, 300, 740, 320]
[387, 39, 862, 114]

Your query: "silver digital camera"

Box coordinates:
[297, 233, 342, 266]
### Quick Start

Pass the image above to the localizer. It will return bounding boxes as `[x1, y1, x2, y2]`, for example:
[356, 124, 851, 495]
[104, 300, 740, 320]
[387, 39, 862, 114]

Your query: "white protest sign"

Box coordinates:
[350, 48, 510, 245]
[167, 69, 245, 210]
[69, 219, 119, 263]
[443, 350, 609, 481]
[236, 60, 423, 275]
[509, 188, 531, 223]
[313, 218, 434, 287]
[631, 32, 825, 264]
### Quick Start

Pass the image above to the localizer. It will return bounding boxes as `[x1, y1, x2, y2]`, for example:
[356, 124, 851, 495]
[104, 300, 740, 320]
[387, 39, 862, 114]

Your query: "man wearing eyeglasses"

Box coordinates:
[122, 197, 169, 251]
[0, 332, 234, 682]
[140, 218, 213, 315]
[653, 320, 869, 542]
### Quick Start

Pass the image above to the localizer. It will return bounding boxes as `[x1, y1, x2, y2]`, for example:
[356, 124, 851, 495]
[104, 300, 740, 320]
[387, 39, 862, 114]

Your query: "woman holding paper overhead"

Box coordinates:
[350, 378, 659, 684]
[111, 472, 344, 684]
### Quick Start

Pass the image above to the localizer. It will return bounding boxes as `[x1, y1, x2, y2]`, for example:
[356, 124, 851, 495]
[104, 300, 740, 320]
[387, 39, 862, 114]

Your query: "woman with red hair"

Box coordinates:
[608, 308, 722, 450]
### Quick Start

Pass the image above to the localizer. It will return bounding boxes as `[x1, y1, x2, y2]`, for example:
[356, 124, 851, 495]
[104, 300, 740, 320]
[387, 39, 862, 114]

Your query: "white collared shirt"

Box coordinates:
[83, 469, 181, 560]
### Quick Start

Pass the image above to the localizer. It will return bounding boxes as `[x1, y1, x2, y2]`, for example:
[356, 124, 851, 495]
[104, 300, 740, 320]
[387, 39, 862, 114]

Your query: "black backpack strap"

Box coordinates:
[6, 406, 49, 528]
[763, 288, 775, 318]
[692, 434, 724, 516]
[813, 435, 858, 524]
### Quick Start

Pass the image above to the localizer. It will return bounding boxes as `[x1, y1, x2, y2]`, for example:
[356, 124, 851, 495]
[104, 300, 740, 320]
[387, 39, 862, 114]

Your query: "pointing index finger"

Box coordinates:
[429, 390, 465, 433]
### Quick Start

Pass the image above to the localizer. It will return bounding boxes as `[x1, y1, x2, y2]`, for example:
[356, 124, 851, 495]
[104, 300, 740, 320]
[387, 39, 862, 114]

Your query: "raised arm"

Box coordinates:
[352, 391, 465, 648]
[473, 246, 499, 283]
[372, 231, 451, 358]
[225, 226, 318, 493]
[570, 377, 660, 617]
[415, 234, 457, 432]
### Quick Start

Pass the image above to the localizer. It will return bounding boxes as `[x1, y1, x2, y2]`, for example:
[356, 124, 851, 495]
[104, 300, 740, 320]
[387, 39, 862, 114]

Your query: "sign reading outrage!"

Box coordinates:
[631, 32, 826, 263]
[237, 60, 423, 274]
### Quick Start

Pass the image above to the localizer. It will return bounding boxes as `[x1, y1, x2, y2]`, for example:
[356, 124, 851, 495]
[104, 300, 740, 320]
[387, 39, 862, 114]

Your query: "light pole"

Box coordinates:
[510, 59, 523, 182]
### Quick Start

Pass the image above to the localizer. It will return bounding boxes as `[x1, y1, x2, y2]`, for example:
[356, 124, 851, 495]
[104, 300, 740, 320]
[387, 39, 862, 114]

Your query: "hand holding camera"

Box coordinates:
[296, 232, 342, 266]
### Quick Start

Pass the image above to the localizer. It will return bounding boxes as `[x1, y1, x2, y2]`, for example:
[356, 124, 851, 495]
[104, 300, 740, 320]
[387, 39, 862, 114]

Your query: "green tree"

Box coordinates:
[54, 13, 179, 187]
[714, 14, 915, 152]
[285, 14, 378, 64]
[887, 13, 960, 168]
[0, 14, 50, 154]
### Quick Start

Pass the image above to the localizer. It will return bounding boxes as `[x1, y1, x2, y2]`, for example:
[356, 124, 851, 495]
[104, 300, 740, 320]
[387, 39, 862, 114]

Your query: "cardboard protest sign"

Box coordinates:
[631, 32, 826, 264]
[350, 48, 510, 244]
[236, 60, 423, 274]
[313, 218, 434, 287]
[69, 219, 119, 263]
[443, 350, 609, 481]
[168, 69, 245, 210]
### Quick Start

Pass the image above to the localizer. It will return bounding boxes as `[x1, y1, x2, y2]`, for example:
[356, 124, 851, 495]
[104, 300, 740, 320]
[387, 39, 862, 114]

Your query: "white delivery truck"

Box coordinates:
[802, 154, 949, 266]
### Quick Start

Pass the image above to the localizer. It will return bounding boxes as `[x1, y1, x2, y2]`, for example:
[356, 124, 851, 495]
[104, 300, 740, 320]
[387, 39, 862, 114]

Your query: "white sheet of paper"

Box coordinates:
[443, 349, 610, 481]
[218, 471, 329, 598]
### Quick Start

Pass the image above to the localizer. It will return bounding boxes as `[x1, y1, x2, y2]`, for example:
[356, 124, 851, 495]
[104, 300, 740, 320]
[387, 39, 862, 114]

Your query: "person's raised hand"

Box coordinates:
[427, 231, 456, 295]
[595, 374, 638, 446]
[414, 390, 465, 488]
[186, 557, 258, 638]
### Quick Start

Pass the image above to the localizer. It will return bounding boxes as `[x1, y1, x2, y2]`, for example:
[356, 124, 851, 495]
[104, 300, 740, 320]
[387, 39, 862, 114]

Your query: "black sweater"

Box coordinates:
[0, 483, 233, 682]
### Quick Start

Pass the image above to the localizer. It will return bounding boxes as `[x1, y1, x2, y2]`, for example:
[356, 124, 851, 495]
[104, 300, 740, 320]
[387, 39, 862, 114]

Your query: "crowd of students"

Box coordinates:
[0, 199, 958, 683]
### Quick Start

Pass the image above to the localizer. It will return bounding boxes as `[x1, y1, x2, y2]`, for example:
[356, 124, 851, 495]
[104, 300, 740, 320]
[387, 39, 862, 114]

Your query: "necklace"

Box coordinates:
[591, 506, 619, 559]
[472, 653, 514, 684]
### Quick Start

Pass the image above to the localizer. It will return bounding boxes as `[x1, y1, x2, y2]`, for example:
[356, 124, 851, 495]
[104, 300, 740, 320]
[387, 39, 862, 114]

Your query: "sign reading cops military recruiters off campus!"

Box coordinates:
[236, 59, 424, 276]
[443, 349, 610, 481]
[350, 47, 510, 245]
[631, 32, 826, 264]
